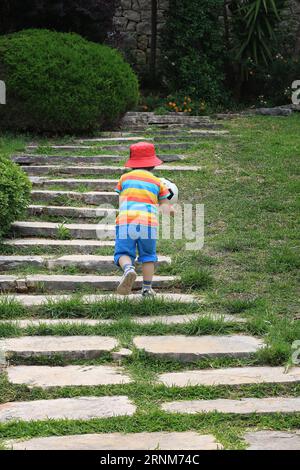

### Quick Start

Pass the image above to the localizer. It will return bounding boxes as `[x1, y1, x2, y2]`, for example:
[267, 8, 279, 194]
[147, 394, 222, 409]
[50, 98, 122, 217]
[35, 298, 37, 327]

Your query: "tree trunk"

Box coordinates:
[294, 22, 300, 58]
[150, 0, 158, 81]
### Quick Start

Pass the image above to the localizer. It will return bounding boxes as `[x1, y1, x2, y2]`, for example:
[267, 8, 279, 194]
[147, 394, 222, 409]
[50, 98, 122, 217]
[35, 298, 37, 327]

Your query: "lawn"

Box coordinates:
[0, 115, 299, 448]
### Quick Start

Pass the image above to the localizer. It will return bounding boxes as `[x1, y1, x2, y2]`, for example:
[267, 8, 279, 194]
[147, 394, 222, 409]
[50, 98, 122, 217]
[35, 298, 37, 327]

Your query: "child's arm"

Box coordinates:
[158, 179, 176, 215]
[159, 199, 176, 215]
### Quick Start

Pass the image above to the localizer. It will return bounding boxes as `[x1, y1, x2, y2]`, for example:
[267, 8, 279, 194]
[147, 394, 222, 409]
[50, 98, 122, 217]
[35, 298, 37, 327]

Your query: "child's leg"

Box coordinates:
[138, 226, 158, 296]
[119, 255, 134, 272]
[114, 226, 137, 295]
[142, 262, 155, 294]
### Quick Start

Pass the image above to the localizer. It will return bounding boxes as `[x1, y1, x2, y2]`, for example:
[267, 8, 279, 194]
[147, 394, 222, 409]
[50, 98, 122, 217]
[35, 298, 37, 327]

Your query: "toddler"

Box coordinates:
[114, 142, 174, 296]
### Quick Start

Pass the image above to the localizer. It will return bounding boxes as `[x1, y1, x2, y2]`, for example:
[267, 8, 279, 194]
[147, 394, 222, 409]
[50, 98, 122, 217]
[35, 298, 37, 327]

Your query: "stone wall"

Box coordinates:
[112, 0, 300, 74]
[113, 0, 169, 72]
[282, 0, 300, 56]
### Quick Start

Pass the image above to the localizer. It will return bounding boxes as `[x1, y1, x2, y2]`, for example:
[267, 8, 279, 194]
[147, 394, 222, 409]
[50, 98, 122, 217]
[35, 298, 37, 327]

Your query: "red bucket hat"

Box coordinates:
[125, 142, 163, 168]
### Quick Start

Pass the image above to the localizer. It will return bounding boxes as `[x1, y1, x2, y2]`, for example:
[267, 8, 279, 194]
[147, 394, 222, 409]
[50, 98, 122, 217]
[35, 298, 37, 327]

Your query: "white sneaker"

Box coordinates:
[142, 288, 156, 298]
[117, 269, 137, 295]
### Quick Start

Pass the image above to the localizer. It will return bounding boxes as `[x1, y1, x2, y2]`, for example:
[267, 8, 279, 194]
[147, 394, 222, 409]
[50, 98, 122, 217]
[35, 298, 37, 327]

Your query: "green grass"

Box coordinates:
[0, 296, 202, 320]
[0, 116, 300, 448]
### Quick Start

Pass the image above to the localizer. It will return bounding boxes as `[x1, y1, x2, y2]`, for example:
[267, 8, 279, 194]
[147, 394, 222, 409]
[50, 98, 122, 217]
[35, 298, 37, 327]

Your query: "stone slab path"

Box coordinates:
[4, 238, 116, 251]
[1, 114, 295, 449]
[244, 430, 300, 450]
[133, 335, 264, 361]
[27, 205, 117, 218]
[158, 367, 300, 387]
[6, 432, 222, 450]
[0, 254, 171, 271]
[0, 274, 177, 293]
[6, 365, 132, 388]
[12, 221, 116, 238]
[0, 396, 136, 423]
[1, 292, 198, 306]
[1, 336, 118, 359]
[21, 164, 203, 176]
[14, 153, 184, 165]
[0, 313, 244, 328]
[161, 397, 300, 414]
[31, 190, 118, 205]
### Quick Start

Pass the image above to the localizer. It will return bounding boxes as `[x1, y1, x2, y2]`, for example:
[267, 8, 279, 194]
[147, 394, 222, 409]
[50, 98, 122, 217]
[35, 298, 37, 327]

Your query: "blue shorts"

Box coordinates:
[114, 224, 158, 266]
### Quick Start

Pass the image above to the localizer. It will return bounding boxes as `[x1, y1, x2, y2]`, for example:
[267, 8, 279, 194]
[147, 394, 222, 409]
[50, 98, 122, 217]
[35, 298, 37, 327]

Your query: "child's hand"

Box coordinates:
[159, 200, 176, 215]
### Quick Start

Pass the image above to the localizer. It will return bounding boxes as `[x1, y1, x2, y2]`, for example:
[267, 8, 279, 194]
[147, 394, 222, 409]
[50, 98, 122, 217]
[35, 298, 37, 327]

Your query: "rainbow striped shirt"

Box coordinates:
[115, 170, 170, 226]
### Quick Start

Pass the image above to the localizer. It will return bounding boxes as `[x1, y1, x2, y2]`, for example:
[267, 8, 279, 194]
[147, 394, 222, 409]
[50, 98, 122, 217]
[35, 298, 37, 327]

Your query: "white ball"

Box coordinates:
[160, 178, 179, 203]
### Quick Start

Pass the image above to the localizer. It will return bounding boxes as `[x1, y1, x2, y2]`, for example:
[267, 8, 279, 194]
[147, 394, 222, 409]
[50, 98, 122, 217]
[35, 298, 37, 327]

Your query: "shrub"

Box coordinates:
[0, 29, 139, 134]
[0, 0, 116, 43]
[0, 155, 31, 239]
[161, 0, 229, 105]
[244, 56, 300, 106]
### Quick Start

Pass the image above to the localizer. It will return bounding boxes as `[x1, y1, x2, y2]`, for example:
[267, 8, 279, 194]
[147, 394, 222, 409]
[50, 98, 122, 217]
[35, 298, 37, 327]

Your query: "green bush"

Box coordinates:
[161, 0, 229, 105]
[0, 155, 31, 239]
[244, 57, 300, 106]
[0, 29, 139, 134]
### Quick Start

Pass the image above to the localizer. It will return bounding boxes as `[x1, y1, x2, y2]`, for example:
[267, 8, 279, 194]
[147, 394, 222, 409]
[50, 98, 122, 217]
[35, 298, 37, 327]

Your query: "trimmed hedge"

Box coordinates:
[0, 155, 31, 239]
[0, 29, 139, 134]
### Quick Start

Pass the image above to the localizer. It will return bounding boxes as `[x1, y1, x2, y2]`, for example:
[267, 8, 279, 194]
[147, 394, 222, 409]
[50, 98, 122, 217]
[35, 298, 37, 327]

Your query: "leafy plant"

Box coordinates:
[0, 155, 31, 239]
[0, 29, 139, 134]
[229, 0, 285, 74]
[161, 0, 229, 105]
[56, 224, 71, 240]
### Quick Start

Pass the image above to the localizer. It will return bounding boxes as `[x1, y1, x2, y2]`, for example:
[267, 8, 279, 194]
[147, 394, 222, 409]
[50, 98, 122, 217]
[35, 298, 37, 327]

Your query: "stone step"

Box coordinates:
[4, 238, 115, 252]
[151, 133, 228, 142]
[147, 123, 215, 129]
[150, 116, 212, 125]
[6, 432, 222, 450]
[21, 164, 202, 176]
[0, 274, 177, 292]
[158, 366, 300, 387]
[161, 397, 300, 415]
[78, 131, 228, 143]
[104, 143, 191, 152]
[46, 254, 171, 271]
[13, 154, 124, 165]
[0, 396, 135, 423]
[28, 205, 117, 219]
[0, 335, 118, 359]
[27, 143, 191, 152]
[12, 222, 115, 239]
[99, 126, 225, 136]
[149, 126, 225, 134]
[31, 190, 118, 206]
[0, 292, 199, 306]
[121, 112, 212, 127]
[77, 136, 147, 143]
[6, 365, 132, 388]
[30, 177, 118, 191]
[133, 335, 264, 362]
[14, 153, 183, 165]
[244, 431, 300, 450]
[0, 313, 242, 329]
[0, 254, 171, 271]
